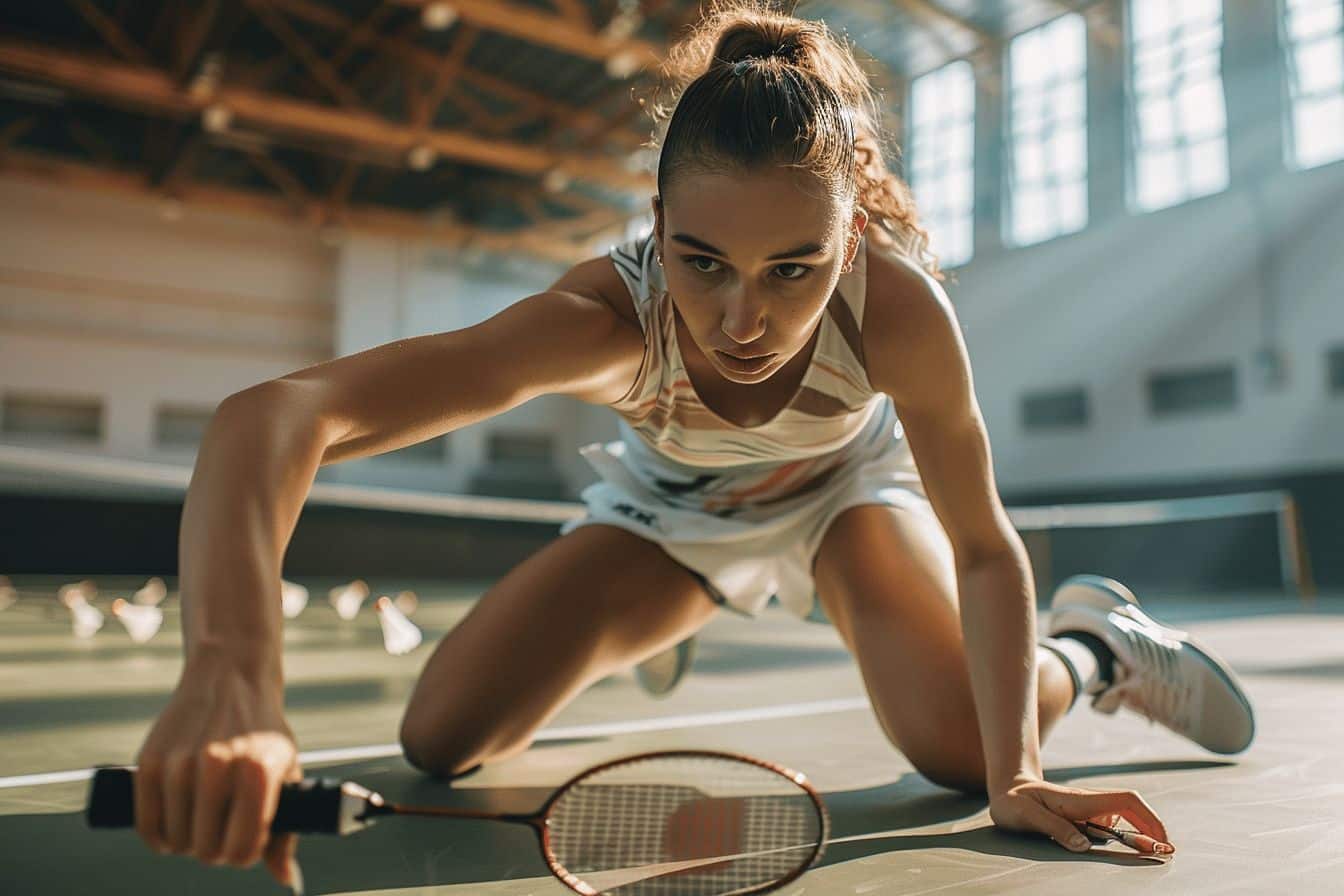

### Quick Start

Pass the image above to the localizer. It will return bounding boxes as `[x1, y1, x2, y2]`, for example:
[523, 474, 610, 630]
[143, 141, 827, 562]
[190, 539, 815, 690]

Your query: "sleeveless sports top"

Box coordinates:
[591, 229, 906, 517]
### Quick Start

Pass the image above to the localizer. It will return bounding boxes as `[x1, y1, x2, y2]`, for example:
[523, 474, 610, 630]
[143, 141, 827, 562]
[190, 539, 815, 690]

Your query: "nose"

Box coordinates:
[720, 292, 766, 346]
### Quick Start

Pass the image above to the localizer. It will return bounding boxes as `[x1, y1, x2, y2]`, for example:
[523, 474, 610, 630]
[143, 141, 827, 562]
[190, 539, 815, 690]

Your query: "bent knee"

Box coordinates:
[399, 719, 484, 779]
[905, 745, 987, 796]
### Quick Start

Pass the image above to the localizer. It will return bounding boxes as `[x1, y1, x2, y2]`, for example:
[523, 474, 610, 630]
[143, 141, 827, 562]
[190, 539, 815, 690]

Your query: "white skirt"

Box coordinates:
[560, 428, 934, 621]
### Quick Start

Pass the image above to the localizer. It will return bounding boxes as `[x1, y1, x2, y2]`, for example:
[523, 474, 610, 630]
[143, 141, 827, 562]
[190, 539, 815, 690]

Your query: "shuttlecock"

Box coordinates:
[376, 596, 422, 656]
[67, 594, 104, 639]
[393, 590, 418, 616]
[133, 577, 168, 607]
[112, 598, 163, 643]
[328, 579, 369, 621]
[280, 579, 309, 619]
[58, 581, 93, 608]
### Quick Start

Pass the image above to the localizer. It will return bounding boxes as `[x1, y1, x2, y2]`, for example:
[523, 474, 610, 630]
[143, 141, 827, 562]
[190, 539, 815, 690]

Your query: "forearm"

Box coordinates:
[179, 389, 331, 686]
[957, 544, 1043, 795]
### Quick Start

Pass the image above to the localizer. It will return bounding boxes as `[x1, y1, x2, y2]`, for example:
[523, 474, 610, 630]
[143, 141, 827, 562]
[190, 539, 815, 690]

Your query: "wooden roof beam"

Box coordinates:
[68, 0, 152, 66]
[894, 0, 998, 45]
[0, 39, 653, 192]
[243, 0, 365, 109]
[0, 147, 598, 264]
[259, 0, 649, 151]
[390, 0, 661, 67]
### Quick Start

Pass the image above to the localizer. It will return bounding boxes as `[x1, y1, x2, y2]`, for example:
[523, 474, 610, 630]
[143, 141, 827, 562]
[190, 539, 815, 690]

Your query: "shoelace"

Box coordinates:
[1091, 614, 1193, 732]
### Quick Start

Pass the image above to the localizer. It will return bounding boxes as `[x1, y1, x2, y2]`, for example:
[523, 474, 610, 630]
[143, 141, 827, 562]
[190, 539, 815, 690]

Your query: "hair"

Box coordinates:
[641, 0, 943, 281]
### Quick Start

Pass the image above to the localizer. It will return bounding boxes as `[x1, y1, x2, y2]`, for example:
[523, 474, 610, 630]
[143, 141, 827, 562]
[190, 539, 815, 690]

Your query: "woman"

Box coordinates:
[132, 3, 1254, 891]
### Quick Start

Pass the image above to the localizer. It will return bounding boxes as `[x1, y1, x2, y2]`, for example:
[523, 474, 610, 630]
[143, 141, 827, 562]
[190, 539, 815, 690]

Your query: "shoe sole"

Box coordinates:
[635, 637, 697, 698]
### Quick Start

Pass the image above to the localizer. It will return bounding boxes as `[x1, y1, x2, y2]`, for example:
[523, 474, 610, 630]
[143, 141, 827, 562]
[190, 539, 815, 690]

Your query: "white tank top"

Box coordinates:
[594, 229, 907, 516]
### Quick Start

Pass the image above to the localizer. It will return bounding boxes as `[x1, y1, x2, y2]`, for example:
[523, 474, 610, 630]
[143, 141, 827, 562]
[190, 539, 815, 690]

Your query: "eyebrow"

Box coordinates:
[670, 233, 827, 261]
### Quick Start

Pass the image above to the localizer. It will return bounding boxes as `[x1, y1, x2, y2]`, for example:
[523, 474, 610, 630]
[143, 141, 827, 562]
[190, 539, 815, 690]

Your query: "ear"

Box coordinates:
[844, 205, 870, 267]
[651, 195, 663, 242]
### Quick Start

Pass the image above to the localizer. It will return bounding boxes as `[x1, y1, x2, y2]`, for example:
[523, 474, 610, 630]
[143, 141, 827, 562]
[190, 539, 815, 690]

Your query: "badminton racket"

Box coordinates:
[87, 748, 829, 895]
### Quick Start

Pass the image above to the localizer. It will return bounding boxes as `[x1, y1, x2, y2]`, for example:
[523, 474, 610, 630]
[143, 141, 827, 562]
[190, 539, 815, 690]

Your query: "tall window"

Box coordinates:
[1006, 14, 1089, 246]
[1127, 0, 1229, 211]
[908, 61, 976, 267]
[1283, 0, 1344, 169]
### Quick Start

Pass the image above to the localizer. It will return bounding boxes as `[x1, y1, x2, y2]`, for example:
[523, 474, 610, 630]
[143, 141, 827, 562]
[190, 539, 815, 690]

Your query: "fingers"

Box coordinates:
[133, 755, 166, 854]
[1051, 789, 1173, 853]
[191, 745, 236, 864]
[263, 762, 305, 893]
[264, 834, 301, 894]
[219, 757, 278, 867]
[162, 753, 196, 854]
[1018, 797, 1094, 852]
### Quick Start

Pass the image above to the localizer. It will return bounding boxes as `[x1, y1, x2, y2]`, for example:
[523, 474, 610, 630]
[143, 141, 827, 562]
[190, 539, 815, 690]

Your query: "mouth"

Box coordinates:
[714, 350, 778, 373]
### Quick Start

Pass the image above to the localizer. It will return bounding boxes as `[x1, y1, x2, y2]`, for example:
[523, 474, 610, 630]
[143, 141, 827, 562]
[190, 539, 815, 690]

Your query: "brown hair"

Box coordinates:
[642, 0, 943, 280]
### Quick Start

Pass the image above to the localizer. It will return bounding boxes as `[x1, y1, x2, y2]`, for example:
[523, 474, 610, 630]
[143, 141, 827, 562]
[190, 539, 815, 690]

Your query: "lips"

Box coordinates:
[715, 350, 777, 373]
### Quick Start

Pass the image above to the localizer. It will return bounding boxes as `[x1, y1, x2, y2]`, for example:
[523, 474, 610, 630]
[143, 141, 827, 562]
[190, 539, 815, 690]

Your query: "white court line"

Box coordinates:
[0, 696, 869, 791]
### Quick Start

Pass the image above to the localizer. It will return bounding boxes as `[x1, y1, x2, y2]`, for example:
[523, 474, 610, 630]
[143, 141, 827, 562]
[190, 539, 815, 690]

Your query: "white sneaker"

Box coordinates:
[635, 636, 697, 698]
[1048, 575, 1256, 755]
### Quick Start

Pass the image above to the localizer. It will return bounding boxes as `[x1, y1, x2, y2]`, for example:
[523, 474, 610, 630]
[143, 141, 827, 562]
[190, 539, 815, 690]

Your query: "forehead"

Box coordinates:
[662, 168, 844, 253]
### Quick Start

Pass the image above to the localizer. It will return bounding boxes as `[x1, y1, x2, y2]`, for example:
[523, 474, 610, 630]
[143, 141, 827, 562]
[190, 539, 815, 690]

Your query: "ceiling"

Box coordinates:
[0, 1, 1112, 264]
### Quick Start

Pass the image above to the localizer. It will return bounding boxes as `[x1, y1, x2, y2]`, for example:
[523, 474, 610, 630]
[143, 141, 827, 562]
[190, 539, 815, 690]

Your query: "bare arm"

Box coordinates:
[862, 250, 1039, 795]
[183, 274, 642, 661]
[136, 259, 642, 883]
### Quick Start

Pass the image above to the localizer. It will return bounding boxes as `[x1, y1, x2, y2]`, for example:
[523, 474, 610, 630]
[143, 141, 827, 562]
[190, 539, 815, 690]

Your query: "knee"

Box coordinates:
[904, 742, 988, 796]
[917, 762, 988, 797]
[399, 716, 484, 779]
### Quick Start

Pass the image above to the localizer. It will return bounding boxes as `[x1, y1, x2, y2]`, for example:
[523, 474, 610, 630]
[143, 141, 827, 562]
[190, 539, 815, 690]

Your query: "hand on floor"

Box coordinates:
[988, 777, 1175, 857]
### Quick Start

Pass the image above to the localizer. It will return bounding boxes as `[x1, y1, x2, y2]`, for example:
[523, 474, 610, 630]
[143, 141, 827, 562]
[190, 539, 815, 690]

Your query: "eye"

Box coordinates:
[683, 255, 723, 274]
[774, 263, 812, 281]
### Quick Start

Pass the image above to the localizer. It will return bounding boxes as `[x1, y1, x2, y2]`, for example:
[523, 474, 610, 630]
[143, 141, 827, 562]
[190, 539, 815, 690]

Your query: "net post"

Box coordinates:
[1276, 494, 1316, 607]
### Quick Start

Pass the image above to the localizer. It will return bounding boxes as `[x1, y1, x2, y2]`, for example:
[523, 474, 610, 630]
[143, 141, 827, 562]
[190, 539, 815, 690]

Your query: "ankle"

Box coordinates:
[1057, 630, 1116, 686]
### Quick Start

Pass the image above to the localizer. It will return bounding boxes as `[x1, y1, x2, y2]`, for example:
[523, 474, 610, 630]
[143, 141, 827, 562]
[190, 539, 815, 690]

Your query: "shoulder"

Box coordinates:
[860, 241, 969, 408]
[548, 250, 642, 331]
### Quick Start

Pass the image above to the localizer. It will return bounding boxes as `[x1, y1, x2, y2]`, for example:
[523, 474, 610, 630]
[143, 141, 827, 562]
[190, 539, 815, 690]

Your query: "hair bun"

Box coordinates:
[715, 22, 808, 70]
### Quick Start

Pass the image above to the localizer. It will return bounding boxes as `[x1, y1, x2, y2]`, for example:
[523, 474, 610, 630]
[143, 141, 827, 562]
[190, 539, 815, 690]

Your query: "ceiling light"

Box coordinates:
[605, 49, 644, 80]
[407, 144, 437, 171]
[542, 168, 571, 194]
[201, 104, 232, 133]
[422, 2, 458, 31]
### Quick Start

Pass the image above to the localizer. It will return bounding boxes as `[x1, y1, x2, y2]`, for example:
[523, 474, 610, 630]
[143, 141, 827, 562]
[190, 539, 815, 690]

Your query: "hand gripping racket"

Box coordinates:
[87, 749, 830, 895]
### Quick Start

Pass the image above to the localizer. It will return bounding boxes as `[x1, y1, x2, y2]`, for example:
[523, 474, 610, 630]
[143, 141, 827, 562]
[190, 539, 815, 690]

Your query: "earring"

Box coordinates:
[656, 253, 664, 266]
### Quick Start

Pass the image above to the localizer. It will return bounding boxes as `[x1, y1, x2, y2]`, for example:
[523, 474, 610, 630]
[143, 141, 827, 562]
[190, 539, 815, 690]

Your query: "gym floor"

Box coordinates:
[2, 577, 1341, 894]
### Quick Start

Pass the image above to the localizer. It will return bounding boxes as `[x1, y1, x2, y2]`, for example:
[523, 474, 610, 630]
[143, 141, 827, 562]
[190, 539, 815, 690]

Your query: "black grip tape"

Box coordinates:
[85, 767, 347, 835]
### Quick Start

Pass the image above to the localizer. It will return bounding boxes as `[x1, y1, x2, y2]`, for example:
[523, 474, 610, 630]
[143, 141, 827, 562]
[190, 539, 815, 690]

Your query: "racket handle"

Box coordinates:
[86, 767, 379, 836]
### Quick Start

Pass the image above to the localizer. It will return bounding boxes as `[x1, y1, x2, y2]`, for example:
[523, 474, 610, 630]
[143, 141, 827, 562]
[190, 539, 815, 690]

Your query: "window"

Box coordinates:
[374, 436, 450, 465]
[1328, 344, 1344, 393]
[1283, 0, 1344, 168]
[155, 404, 215, 449]
[1127, 0, 1229, 211]
[1006, 14, 1089, 246]
[908, 60, 976, 267]
[1147, 363, 1239, 416]
[0, 393, 103, 442]
[487, 432, 554, 466]
[1022, 387, 1091, 430]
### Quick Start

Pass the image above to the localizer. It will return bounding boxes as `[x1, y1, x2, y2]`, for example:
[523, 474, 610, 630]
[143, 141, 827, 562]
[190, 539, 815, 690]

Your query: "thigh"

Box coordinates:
[400, 524, 719, 775]
[813, 503, 985, 785]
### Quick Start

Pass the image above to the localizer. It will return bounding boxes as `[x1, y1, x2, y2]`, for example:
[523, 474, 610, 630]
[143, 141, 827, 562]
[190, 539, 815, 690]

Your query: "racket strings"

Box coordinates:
[546, 756, 823, 895]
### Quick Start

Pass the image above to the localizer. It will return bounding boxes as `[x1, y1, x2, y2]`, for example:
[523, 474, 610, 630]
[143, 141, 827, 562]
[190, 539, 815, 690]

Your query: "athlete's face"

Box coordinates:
[653, 167, 868, 385]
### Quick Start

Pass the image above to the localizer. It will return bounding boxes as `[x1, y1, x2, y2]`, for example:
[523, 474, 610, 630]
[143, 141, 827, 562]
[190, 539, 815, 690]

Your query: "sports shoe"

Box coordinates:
[635, 636, 697, 698]
[1048, 574, 1256, 755]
